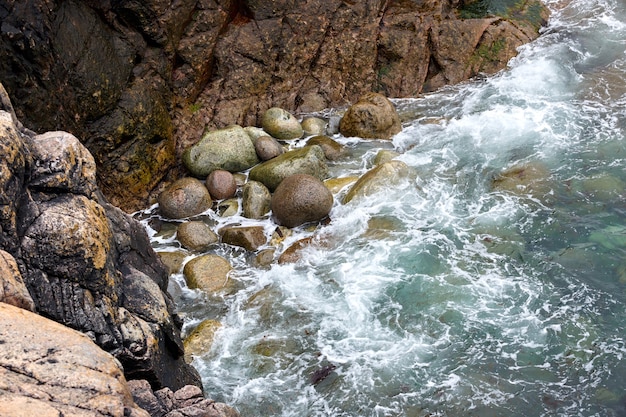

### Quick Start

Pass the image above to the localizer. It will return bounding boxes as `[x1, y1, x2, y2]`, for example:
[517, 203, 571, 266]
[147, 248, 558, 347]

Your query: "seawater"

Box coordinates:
[140, 0, 626, 415]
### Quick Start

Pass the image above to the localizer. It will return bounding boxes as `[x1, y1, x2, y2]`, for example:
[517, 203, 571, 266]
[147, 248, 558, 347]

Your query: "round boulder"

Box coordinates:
[157, 177, 212, 219]
[261, 107, 303, 140]
[255, 135, 284, 161]
[182, 125, 259, 177]
[183, 254, 233, 293]
[301, 117, 327, 136]
[206, 170, 237, 200]
[176, 221, 219, 252]
[271, 174, 334, 228]
[339, 92, 401, 139]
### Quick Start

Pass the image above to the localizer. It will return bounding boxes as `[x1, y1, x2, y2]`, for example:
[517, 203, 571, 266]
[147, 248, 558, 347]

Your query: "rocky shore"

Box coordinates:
[0, 0, 548, 212]
[0, 1, 550, 415]
[0, 83, 237, 416]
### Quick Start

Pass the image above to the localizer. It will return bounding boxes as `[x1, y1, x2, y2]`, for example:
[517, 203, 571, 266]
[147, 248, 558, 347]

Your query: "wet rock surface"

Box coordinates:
[0, 87, 202, 399]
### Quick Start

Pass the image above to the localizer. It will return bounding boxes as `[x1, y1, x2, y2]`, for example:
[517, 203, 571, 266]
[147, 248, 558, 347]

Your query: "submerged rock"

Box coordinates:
[184, 319, 222, 362]
[343, 160, 413, 204]
[492, 161, 552, 201]
[339, 93, 402, 139]
[271, 174, 334, 228]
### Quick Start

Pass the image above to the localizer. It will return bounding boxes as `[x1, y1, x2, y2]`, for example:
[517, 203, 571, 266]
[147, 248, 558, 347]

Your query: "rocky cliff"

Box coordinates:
[0, 82, 199, 392]
[0, 0, 548, 212]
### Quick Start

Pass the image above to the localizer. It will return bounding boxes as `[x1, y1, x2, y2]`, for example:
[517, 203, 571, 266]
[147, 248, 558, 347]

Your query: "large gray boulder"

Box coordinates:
[271, 174, 334, 228]
[182, 125, 259, 178]
[339, 92, 402, 139]
[248, 145, 329, 191]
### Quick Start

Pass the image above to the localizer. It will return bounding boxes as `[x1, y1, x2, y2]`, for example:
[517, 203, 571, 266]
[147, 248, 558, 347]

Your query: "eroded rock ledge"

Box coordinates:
[0, 0, 548, 211]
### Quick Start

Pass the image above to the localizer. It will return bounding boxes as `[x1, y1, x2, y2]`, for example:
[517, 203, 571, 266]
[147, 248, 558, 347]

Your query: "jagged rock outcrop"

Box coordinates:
[0, 0, 548, 212]
[0, 84, 200, 392]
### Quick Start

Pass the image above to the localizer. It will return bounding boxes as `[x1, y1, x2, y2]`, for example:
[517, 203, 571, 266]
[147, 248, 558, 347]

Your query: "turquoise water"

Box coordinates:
[141, 0, 626, 415]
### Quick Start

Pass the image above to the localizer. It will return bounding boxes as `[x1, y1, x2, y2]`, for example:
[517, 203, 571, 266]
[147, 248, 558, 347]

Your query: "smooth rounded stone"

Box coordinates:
[176, 221, 219, 252]
[491, 161, 552, 201]
[219, 225, 267, 251]
[157, 250, 189, 275]
[216, 198, 240, 217]
[242, 181, 271, 219]
[183, 254, 233, 293]
[255, 135, 284, 161]
[248, 145, 329, 191]
[158, 177, 213, 219]
[184, 319, 221, 362]
[324, 176, 358, 195]
[339, 92, 402, 139]
[205, 170, 237, 200]
[301, 117, 327, 136]
[261, 107, 303, 140]
[305, 135, 345, 160]
[271, 174, 334, 228]
[253, 248, 276, 268]
[373, 149, 400, 165]
[182, 125, 259, 177]
[343, 160, 413, 204]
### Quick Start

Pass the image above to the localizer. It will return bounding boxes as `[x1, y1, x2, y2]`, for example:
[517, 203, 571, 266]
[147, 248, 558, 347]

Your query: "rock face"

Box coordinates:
[0, 0, 548, 211]
[0, 87, 201, 393]
[0, 302, 149, 417]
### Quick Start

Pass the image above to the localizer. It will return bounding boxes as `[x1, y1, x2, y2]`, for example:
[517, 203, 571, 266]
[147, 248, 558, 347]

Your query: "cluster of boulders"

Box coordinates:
[153, 92, 416, 360]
